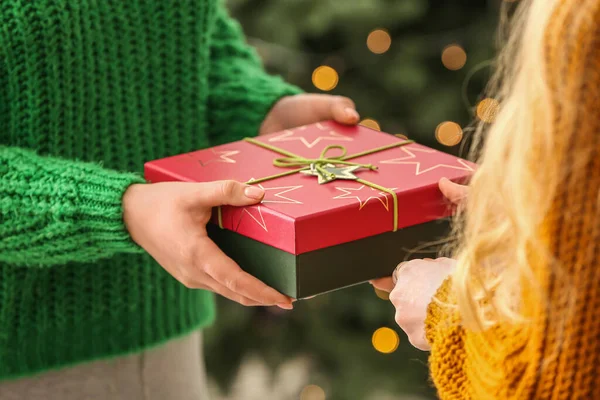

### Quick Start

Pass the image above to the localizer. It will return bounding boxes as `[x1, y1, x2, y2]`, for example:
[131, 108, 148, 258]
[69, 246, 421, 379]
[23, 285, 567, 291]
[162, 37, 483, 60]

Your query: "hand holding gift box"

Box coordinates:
[145, 121, 475, 299]
[123, 176, 295, 308]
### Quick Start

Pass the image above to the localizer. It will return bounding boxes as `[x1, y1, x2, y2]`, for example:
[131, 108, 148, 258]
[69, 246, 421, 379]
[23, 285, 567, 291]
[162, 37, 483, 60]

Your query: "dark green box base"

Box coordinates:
[207, 219, 451, 299]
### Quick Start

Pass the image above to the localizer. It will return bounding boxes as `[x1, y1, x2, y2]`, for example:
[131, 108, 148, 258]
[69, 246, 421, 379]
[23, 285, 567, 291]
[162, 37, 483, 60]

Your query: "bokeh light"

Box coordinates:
[312, 66, 339, 91]
[367, 29, 392, 54]
[374, 287, 390, 300]
[476, 98, 500, 123]
[300, 384, 326, 400]
[372, 327, 400, 354]
[435, 121, 463, 147]
[359, 118, 381, 131]
[441, 44, 467, 71]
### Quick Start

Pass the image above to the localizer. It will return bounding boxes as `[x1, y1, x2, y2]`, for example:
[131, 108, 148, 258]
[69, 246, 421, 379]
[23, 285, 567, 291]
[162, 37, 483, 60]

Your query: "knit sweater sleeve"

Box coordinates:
[206, 1, 302, 145]
[425, 278, 544, 399]
[425, 278, 469, 399]
[0, 146, 145, 267]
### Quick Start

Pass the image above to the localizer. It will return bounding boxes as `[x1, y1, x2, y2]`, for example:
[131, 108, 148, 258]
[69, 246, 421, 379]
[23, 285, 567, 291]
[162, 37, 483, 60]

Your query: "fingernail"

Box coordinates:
[244, 186, 265, 200]
[277, 303, 293, 310]
[345, 107, 359, 121]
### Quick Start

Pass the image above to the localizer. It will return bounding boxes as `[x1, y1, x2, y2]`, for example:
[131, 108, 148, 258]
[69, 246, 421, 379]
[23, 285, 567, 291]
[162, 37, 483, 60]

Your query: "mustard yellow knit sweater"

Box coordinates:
[425, 1, 600, 399]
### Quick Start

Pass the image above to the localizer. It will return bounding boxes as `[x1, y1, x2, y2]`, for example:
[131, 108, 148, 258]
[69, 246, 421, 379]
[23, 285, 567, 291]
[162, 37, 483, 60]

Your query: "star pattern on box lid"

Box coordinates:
[267, 123, 353, 149]
[247, 179, 304, 204]
[236, 206, 268, 232]
[379, 146, 474, 175]
[189, 148, 240, 166]
[333, 185, 397, 211]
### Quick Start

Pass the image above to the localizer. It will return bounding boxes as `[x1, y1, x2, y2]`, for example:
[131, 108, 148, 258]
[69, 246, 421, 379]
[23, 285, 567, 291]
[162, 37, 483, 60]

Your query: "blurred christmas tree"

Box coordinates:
[205, 1, 503, 399]
[226, 0, 502, 152]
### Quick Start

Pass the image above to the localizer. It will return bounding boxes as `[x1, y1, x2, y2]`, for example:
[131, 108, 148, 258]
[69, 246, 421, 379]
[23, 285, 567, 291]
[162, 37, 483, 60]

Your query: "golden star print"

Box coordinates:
[259, 184, 303, 204]
[236, 206, 268, 232]
[247, 179, 304, 204]
[333, 185, 397, 211]
[267, 122, 353, 149]
[379, 146, 473, 175]
[189, 148, 240, 166]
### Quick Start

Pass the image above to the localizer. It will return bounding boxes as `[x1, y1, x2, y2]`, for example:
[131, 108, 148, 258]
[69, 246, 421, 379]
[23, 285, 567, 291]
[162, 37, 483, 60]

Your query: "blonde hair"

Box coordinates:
[451, 0, 563, 330]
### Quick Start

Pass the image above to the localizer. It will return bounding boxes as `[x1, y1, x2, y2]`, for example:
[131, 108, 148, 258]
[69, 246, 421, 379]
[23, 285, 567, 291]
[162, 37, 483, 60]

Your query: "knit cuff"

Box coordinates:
[66, 169, 147, 255]
[0, 147, 146, 266]
[425, 276, 454, 346]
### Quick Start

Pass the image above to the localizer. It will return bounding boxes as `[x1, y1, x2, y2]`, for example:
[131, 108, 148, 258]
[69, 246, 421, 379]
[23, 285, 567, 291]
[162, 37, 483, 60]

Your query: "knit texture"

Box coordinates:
[425, 1, 600, 398]
[0, 0, 300, 380]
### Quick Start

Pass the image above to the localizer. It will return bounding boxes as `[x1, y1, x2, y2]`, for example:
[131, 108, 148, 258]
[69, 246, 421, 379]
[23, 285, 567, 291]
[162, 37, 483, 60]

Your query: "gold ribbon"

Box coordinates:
[273, 144, 377, 182]
[217, 136, 414, 232]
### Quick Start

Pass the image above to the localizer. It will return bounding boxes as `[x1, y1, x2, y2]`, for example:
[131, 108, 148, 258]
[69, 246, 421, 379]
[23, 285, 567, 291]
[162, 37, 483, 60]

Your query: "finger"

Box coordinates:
[201, 275, 263, 307]
[190, 180, 265, 208]
[439, 178, 468, 205]
[330, 96, 360, 125]
[370, 277, 395, 292]
[179, 267, 265, 307]
[196, 237, 293, 308]
[407, 330, 431, 352]
[393, 261, 410, 284]
[303, 94, 359, 125]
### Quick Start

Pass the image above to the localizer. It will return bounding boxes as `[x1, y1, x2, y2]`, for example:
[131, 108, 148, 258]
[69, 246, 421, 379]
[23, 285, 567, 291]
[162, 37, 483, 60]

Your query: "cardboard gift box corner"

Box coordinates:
[144, 121, 475, 299]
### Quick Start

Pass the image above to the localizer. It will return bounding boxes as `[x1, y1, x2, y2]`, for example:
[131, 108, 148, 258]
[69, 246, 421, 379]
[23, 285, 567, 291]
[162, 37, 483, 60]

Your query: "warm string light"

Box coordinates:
[372, 327, 400, 354]
[312, 66, 339, 91]
[300, 384, 326, 400]
[359, 118, 381, 131]
[476, 98, 499, 123]
[367, 29, 392, 54]
[441, 44, 467, 71]
[435, 121, 463, 147]
[313, 31, 467, 173]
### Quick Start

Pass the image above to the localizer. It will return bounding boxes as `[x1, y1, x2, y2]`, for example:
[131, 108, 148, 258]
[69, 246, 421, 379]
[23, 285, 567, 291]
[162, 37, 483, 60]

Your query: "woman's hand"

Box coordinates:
[439, 177, 469, 206]
[123, 181, 293, 309]
[260, 94, 360, 135]
[371, 258, 456, 351]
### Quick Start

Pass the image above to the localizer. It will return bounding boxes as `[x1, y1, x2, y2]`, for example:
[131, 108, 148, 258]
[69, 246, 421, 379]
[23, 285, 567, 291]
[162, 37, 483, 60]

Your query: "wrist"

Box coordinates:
[123, 183, 147, 244]
[259, 95, 295, 136]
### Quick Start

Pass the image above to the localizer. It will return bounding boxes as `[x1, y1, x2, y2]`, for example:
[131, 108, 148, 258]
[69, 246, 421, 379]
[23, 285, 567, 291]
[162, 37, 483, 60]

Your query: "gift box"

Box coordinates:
[144, 121, 474, 299]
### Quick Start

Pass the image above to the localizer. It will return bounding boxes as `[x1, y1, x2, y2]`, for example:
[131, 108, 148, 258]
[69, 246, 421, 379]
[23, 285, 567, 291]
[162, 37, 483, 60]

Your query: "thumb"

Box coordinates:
[439, 178, 468, 206]
[330, 96, 360, 125]
[196, 180, 265, 207]
[370, 277, 395, 292]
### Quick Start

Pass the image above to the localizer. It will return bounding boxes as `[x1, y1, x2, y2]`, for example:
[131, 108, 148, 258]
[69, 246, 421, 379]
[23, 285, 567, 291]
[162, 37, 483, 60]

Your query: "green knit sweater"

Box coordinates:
[0, 0, 300, 380]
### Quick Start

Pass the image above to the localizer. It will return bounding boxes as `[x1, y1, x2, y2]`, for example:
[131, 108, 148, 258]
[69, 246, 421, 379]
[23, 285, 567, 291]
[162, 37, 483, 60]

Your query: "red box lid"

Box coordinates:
[144, 121, 475, 255]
